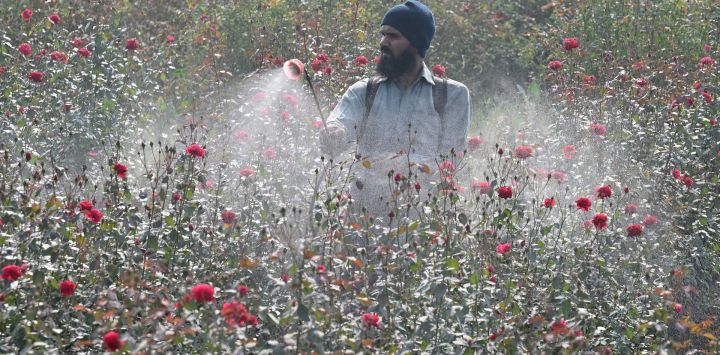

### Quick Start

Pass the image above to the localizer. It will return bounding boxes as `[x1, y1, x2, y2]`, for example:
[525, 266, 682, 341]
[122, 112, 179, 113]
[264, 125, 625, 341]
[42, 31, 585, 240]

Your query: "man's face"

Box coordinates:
[376, 25, 417, 79]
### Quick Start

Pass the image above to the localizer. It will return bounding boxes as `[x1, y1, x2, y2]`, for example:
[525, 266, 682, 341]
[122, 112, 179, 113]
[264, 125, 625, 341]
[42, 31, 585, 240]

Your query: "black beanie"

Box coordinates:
[381, 1, 435, 57]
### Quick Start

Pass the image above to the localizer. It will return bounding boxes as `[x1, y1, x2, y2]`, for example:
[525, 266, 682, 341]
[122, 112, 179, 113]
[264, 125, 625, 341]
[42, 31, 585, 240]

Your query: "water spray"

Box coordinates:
[283, 59, 328, 130]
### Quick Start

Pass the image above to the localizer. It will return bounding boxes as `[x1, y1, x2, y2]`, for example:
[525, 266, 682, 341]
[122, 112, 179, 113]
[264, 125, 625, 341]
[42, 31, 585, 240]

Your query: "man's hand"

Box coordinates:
[319, 124, 346, 156]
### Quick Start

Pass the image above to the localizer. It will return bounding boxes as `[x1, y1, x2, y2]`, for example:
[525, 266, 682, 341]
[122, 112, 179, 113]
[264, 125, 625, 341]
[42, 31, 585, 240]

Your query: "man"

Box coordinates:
[321, 0, 472, 216]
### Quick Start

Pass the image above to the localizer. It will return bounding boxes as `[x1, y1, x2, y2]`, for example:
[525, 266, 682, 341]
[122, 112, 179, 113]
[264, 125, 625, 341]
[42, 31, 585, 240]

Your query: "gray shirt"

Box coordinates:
[326, 63, 471, 164]
[325, 63, 471, 214]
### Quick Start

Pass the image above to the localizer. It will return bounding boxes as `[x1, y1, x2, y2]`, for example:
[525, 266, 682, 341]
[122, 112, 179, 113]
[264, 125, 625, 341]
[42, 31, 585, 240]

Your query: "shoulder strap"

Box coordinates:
[432, 76, 448, 118]
[357, 76, 381, 144]
[433, 76, 449, 152]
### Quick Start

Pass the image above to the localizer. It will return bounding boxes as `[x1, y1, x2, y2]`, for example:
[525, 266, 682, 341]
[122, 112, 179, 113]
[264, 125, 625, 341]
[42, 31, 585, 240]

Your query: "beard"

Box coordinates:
[375, 47, 416, 79]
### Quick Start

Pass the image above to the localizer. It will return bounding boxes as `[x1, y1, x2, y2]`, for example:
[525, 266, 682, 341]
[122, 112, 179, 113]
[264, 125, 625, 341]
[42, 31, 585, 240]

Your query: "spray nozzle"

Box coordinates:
[283, 59, 305, 80]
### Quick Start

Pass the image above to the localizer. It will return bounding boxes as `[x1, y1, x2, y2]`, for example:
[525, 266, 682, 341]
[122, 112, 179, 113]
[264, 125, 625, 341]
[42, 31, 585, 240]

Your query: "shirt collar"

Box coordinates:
[375, 62, 437, 86]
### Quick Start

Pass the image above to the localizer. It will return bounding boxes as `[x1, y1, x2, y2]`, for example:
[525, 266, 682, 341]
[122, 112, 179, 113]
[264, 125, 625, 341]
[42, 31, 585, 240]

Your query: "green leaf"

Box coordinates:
[541, 225, 553, 236]
[448, 258, 460, 272]
[146, 234, 158, 251]
[297, 303, 309, 322]
[469, 273, 480, 285]
[164, 215, 175, 227]
[625, 327, 634, 339]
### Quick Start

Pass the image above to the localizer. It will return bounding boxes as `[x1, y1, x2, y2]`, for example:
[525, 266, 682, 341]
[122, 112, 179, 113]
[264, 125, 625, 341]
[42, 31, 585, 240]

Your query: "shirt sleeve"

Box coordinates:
[326, 79, 368, 144]
[438, 82, 472, 157]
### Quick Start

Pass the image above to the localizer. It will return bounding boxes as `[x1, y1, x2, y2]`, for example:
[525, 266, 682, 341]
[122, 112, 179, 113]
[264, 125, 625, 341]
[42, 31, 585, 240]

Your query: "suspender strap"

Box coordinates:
[432, 76, 448, 118]
[358, 76, 381, 144]
[433, 76, 448, 150]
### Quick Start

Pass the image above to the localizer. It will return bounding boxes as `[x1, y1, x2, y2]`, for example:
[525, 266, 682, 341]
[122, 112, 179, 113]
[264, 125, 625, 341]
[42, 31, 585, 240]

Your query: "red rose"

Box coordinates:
[710, 118, 717, 126]
[514, 145, 533, 159]
[71, 38, 85, 48]
[543, 197, 556, 208]
[17, 43, 32, 57]
[595, 185, 612, 199]
[642, 215, 657, 227]
[79, 200, 94, 211]
[496, 243, 511, 254]
[239, 168, 255, 177]
[237, 284, 249, 296]
[471, 180, 491, 194]
[21, 8, 33, 21]
[562, 145, 576, 159]
[438, 160, 455, 173]
[316, 53, 329, 62]
[50, 51, 68, 63]
[563, 37, 579, 51]
[59, 280, 76, 297]
[624, 203, 637, 215]
[576, 197, 592, 211]
[673, 303, 683, 313]
[166, 35, 176, 43]
[626, 224, 643, 237]
[681, 175, 693, 188]
[113, 163, 128, 179]
[393, 172, 405, 182]
[322, 66, 332, 74]
[186, 144, 205, 158]
[583, 75, 597, 85]
[362, 312, 381, 328]
[48, 12, 61, 25]
[635, 78, 646, 88]
[467, 135, 483, 151]
[671, 169, 682, 179]
[125, 38, 140, 51]
[311, 58, 322, 72]
[316, 264, 327, 274]
[355, 55, 368, 66]
[699, 56, 714, 67]
[592, 213, 608, 230]
[702, 91, 713, 104]
[282, 94, 299, 107]
[221, 210, 236, 224]
[1, 265, 23, 281]
[489, 274, 497, 283]
[221, 301, 257, 327]
[705, 44, 712, 52]
[78, 48, 91, 57]
[172, 192, 181, 202]
[547, 60, 562, 70]
[590, 123, 606, 136]
[263, 148, 276, 160]
[694, 82, 701, 91]
[497, 147, 504, 155]
[497, 186, 512, 199]
[85, 209, 103, 224]
[191, 283, 215, 303]
[432, 64, 446, 77]
[28, 71, 44, 82]
[551, 319, 570, 335]
[103, 331, 124, 352]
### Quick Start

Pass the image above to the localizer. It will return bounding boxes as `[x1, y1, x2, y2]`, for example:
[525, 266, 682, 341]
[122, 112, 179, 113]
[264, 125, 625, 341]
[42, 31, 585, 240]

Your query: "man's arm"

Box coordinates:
[320, 80, 368, 156]
[438, 82, 472, 157]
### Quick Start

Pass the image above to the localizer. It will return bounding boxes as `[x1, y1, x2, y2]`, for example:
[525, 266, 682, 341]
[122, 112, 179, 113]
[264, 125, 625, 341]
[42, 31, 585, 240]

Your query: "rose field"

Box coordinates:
[0, 0, 719, 353]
